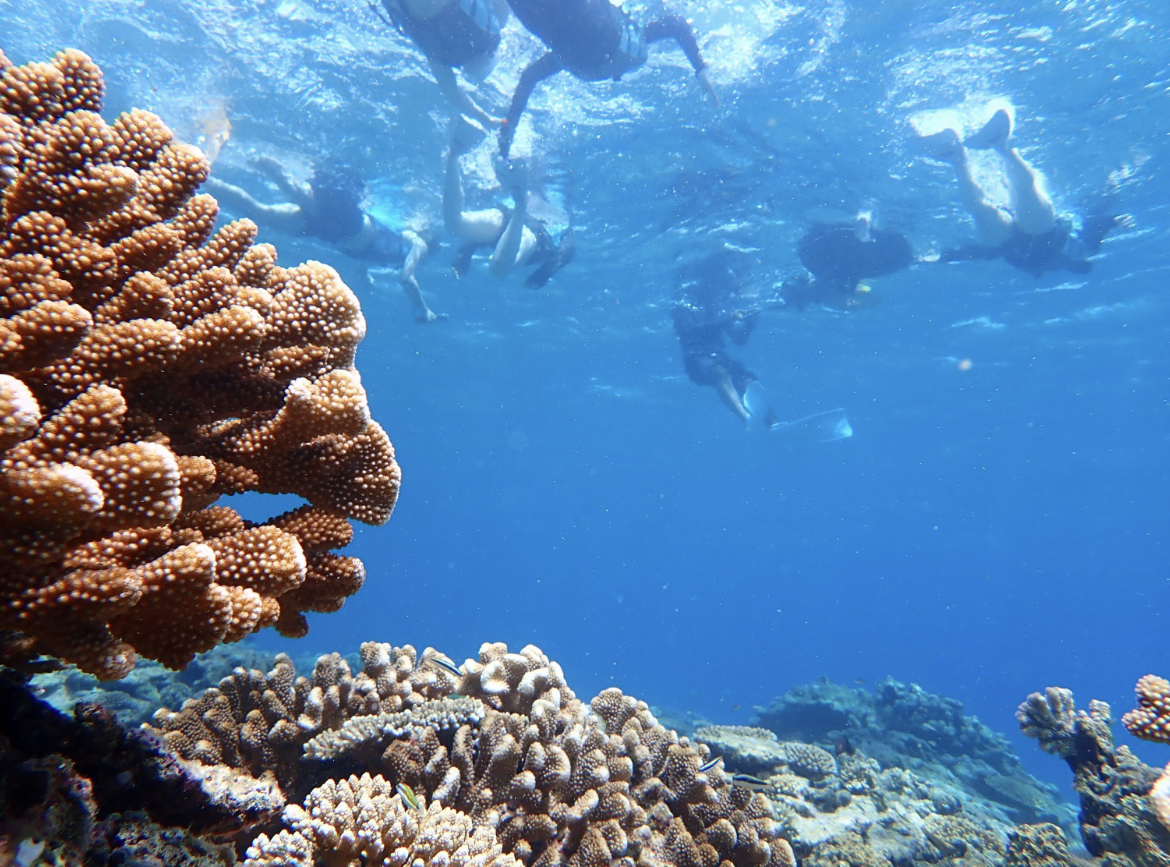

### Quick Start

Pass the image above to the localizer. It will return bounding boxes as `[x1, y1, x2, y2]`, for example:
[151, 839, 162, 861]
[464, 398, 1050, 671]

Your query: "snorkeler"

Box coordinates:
[497, 0, 718, 157]
[376, 0, 509, 127]
[672, 250, 773, 426]
[674, 249, 854, 441]
[780, 214, 914, 310]
[917, 109, 1121, 276]
[203, 158, 443, 323]
[443, 117, 575, 287]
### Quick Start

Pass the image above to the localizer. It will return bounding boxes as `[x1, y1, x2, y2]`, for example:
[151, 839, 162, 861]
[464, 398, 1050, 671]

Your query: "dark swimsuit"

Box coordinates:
[355, 221, 409, 267]
[940, 214, 1119, 277]
[673, 278, 758, 390]
[499, 1, 708, 156]
[382, 0, 501, 67]
[451, 211, 571, 287]
[306, 211, 408, 268]
[791, 224, 914, 305]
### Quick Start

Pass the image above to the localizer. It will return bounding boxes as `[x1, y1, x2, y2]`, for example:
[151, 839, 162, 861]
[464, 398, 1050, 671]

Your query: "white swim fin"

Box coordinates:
[742, 381, 773, 431]
[769, 408, 853, 443]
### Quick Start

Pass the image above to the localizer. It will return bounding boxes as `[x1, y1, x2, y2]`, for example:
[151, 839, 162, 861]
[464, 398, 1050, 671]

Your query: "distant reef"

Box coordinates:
[687, 678, 1074, 867]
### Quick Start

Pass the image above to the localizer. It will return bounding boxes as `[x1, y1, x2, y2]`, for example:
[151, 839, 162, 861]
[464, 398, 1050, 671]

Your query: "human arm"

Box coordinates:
[727, 308, 758, 345]
[644, 14, 718, 106]
[250, 155, 315, 211]
[202, 176, 304, 235]
[499, 52, 563, 158]
[429, 60, 500, 128]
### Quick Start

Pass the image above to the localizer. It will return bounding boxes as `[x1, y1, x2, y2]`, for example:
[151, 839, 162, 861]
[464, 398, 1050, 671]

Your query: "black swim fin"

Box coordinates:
[452, 243, 477, 279]
[525, 228, 576, 289]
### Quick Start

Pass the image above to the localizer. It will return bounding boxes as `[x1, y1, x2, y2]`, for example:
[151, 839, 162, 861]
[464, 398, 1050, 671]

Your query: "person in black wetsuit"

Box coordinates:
[204, 158, 441, 322]
[498, 0, 718, 157]
[443, 117, 575, 287]
[378, 0, 509, 127]
[917, 109, 1121, 276]
[672, 249, 776, 427]
[779, 214, 914, 310]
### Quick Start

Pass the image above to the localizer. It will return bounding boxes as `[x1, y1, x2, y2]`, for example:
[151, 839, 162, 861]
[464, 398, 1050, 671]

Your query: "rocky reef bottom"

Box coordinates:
[2, 642, 1167, 867]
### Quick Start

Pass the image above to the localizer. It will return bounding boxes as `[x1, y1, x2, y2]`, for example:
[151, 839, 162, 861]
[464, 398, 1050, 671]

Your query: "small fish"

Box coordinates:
[423, 653, 463, 678]
[396, 782, 421, 810]
[730, 703, 742, 712]
[698, 756, 723, 773]
[731, 774, 771, 793]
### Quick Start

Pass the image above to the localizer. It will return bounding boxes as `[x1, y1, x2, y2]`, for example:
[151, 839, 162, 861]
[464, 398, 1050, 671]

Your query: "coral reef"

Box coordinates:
[6, 637, 1122, 867]
[150, 641, 455, 796]
[747, 678, 1067, 827]
[1018, 687, 1170, 867]
[149, 641, 795, 867]
[0, 50, 400, 680]
[1003, 822, 1072, 867]
[31, 640, 279, 726]
[0, 667, 283, 865]
[245, 774, 525, 867]
[90, 810, 237, 867]
[1123, 676, 1170, 745]
[681, 678, 1084, 867]
[691, 725, 783, 778]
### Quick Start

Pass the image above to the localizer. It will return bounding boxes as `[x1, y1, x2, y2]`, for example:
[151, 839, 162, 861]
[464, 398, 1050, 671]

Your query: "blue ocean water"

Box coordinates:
[4, 0, 1168, 785]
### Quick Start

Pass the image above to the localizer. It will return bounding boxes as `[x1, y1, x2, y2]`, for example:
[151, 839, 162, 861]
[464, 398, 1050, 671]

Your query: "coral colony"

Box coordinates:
[0, 49, 399, 679]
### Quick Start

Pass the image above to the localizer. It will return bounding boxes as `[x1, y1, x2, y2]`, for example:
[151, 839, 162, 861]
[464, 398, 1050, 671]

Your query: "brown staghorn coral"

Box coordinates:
[0, 50, 400, 679]
[1124, 676, 1170, 745]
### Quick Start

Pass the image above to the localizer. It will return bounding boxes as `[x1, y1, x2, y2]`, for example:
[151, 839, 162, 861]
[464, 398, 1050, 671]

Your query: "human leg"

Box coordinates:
[488, 160, 537, 277]
[997, 145, 1056, 235]
[920, 128, 1013, 247]
[967, 110, 1056, 236]
[442, 125, 507, 246]
[714, 365, 751, 423]
[431, 61, 498, 128]
[400, 230, 444, 323]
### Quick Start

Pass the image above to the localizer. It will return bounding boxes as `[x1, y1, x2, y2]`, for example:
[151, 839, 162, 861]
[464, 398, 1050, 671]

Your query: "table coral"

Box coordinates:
[0, 49, 400, 679]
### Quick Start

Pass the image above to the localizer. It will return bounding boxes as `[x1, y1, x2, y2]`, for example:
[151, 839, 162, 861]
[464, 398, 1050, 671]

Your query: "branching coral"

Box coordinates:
[0, 49, 400, 679]
[1018, 687, 1169, 867]
[152, 642, 797, 867]
[245, 774, 525, 867]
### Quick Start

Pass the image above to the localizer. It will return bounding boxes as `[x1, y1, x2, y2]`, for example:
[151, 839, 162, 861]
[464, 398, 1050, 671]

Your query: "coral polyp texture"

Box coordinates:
[0, 49, 400, 679]
[150, 641, 796, 867]
[1123, 675, 1170, 744]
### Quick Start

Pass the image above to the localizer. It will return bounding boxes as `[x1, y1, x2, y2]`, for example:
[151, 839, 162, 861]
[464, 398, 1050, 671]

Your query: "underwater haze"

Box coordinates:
[4, 0, 1168, 780]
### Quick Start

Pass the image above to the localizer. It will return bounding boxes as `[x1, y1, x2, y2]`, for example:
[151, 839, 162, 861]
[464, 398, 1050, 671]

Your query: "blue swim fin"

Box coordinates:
[769, 408, 853, 443]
